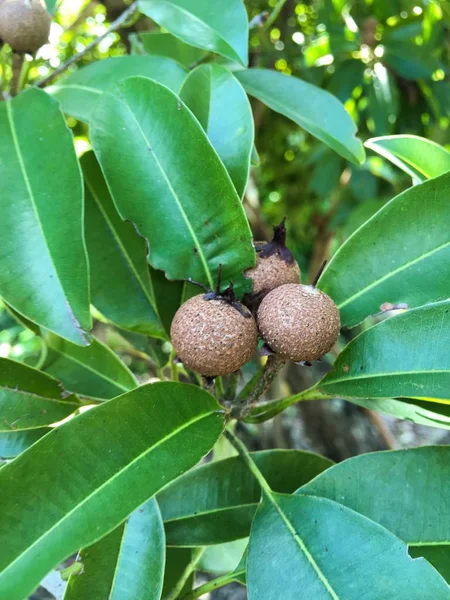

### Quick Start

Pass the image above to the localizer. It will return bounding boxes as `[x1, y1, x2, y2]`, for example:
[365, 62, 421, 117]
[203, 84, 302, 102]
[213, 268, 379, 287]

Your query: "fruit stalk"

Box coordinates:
[231, 354, 286, 418]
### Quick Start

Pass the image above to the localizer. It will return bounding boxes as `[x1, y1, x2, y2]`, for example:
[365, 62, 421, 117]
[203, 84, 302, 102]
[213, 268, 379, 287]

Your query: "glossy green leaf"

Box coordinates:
[319, 172, 450, 327]
[158, 450, 333, 546]
[48, 56, 187, 122]
[0, 88, 91, 345]
[162, 548, 194, 599]
[180, 64, 254, 198]
[366, 63, 399, 136]
[65, 498, 165, 600]
[344, 397, 450, 430]
[42, 331, 137, 400]
[383, 43, 441, 80]
[247, 493, 450, 599]
[319, 302, 450, 400]
[91, 77, 255, 296]
[299, 447, 450, 546]
[235, 69, 365, 165]
[0, 358, 80, 432]
[199, 539, 247, 574]
[138, 0, 248, 66]
[82, 151, 166, 339]
[130, 32, 205, 67]
[365, 135, 450, 181]
[0, 428, 51, 459]
[0, 382, 224, 600]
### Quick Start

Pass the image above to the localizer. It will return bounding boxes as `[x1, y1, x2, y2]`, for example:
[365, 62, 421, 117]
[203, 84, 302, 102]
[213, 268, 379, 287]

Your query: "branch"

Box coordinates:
[231, 354, 286, 419]
[10, 54, 24, 96]
[180, 569, 245, 600]
[263, 0, 289, 31]
[165, 547, 205, 600]
[35, 1, 139, 88]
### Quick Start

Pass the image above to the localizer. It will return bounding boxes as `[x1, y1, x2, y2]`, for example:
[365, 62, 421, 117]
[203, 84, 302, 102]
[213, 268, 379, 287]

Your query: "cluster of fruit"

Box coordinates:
[0, 0, 51, 54]
[171, 221, 340, 378]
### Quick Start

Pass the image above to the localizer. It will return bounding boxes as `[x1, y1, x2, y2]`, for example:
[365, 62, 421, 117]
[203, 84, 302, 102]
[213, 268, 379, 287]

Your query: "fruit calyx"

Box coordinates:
[203, 265, 252, 319]
[256, 217, 295, 264]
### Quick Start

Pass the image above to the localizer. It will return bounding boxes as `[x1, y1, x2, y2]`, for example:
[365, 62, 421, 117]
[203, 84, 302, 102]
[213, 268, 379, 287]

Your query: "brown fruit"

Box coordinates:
[244, 219, 300, 308]
[0, 0, 51, 53]
[170, 294, 258, 377]
[257, 283, 340, 362]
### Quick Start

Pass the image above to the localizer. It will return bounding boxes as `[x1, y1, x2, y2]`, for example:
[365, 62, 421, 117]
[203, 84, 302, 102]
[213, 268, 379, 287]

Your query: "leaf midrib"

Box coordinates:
[337, 238, 450, 311]
[54, 83, 102, 95]
[163, 501, 257, 524]
[266, 494, 339, 600]
[0, 409, 218, 580]
[120, 90, 214, 289]
[46, 345, 132, 394]
[84, 171, 161, 323]
[6, 100, 86, 340]
[324, 369, 450, 387]
[145, 0, 238, 62]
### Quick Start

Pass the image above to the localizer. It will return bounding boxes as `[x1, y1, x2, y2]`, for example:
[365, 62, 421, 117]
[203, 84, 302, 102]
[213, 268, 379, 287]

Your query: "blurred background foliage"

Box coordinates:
[0, 0, 448, 377]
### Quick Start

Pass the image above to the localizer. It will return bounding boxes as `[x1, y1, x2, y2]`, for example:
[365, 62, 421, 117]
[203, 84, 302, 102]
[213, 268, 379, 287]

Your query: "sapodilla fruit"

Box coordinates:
[244, 219, 300, 307]
[171, 294, 258, 377]
[257, 283, 340, 362]
[0, 0, 51, 53]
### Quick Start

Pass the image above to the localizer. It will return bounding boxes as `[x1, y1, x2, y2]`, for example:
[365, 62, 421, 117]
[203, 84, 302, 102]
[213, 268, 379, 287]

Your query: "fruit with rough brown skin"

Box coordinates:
[257, 283, 340, 362]
[171, 294, 258, 377]
[244, 219, 300, 308]
[0, 0, 51, 53]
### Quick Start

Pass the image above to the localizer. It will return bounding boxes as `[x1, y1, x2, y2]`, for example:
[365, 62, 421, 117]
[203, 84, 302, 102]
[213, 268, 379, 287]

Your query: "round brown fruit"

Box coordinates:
[171, 294, 258, 377]
[244, 219, 300, 308]
[257, 283, 340, 362]
[0, 0, 51, 54]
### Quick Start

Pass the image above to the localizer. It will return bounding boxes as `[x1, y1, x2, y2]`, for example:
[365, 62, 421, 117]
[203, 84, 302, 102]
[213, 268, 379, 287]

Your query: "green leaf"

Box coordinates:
[235, 69, 365, 165]
[158, 450, 333, 546]
[0, 88, 91, 345]
[318, 172, 450, 327]
[64, 498, 165, 600]
[42, 331, 137, 400]
[138, 0, 248, 66]
[318, 301, 450, 400]
[48, 56, 187, 122]
[180, 64, 254, 198]
[0, 428, 51, 459]
[382, 42, 442, 80]
[365, 135, 450, 181]
[366, 63, 399, 136]
[0, 358, 80, 432]
[199, 539, 247, 574]
[247, 493, 450, 599]
[344, 397, 450, 430]
[299, 447, 450, 546]
[130, 32, 205, 67]
[82, 151, 166, 339]
[0, 382, 224, 600]
[162, 548, 194, 599]
[91, 76, 255, 296]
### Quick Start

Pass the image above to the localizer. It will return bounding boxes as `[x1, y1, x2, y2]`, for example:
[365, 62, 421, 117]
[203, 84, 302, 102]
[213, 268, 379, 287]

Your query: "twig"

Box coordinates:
[10, 53, 24, 97]
[231, 354, 286, 418]
[263, 0, 289, 31]
[35, 1, 139, 88]
[181, 568, 246, 600]
[363, 408, 397, 449]
[165, 547, 206, 600]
